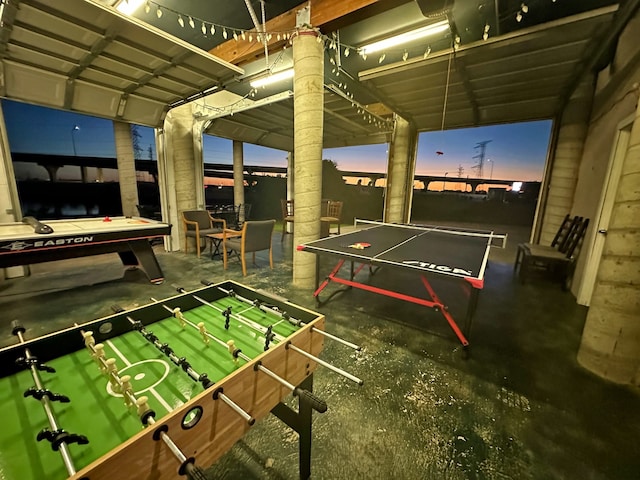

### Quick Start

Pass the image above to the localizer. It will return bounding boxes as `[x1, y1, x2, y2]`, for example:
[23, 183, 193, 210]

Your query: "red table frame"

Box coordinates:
[313, 258, 483, 348]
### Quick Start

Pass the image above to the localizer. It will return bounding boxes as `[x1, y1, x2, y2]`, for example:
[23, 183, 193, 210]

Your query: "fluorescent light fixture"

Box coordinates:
[250, 68, 294, 88]
[116, 0, 145, 15]
[360, 20, 450, 55]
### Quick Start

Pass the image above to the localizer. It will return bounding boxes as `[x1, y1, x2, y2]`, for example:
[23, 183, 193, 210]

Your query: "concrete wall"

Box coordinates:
[573, 12, 640, 384]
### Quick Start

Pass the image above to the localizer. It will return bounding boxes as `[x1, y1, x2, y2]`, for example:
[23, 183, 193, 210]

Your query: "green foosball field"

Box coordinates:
[0, 280, 359, 480]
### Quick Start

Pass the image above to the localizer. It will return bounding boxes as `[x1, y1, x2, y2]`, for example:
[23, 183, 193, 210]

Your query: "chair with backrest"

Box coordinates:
[281, 199, 294, 241]
[514, 214, 576, 271]
[223, 219, 276, 276]
[181, 210, 226, 258]
[516, 216, 590, 289]
[320, 200, 343, 235]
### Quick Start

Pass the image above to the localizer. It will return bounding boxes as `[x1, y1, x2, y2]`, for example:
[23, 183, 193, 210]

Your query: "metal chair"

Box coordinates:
[223, 219, 276, 276]
[233, 203, 252, 230]
[181, 210, 226, 258]
[281, 199, 294, 241]
[321, 200, 343, 235]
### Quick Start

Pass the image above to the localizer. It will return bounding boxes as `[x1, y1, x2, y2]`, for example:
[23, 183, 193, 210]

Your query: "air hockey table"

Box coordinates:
[0, 280, 361, 480]
[0, 216, 171, 284]
[298, 220, 507, 349]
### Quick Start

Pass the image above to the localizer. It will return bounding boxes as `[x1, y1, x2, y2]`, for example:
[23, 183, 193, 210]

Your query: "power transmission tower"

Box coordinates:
[472, 140, 492, 178]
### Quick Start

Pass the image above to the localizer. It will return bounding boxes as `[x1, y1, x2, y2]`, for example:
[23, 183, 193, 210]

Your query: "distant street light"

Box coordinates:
[443, 171, 448, 191]
[71, 125, 80, 156]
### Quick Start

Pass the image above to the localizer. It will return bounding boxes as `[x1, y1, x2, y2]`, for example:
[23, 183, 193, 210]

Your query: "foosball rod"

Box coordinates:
[77, 328, 208, 480]
[12, 320, 86, 477]
[111, 305, 255, 426]
[175, 285, 286, 345]
[151, 298, 328, 413]
[177, 286, 363, 386]
[201, 280, 361, 351]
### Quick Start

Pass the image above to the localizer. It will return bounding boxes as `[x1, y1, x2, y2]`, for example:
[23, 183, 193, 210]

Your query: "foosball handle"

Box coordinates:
[183, 462, 207, 480]
[11, 320, 25, 336]
[293, 387, 327, 413]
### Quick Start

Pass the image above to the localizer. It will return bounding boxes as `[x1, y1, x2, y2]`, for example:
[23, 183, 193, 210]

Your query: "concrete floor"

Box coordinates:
[0, 223, 638, 480]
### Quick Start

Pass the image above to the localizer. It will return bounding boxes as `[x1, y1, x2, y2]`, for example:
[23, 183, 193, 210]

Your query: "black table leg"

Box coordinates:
[270, 375, 315, 480]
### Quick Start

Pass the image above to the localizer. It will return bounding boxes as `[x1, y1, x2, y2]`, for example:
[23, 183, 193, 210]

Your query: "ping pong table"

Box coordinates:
[297, 220, 506, 348]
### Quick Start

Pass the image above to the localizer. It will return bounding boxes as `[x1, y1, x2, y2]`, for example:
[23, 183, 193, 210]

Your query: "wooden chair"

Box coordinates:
[320, 200, 343, 235]
[181, 210, 226, 258]
[223, 219, 276, 276]
[281, 199, 294, 241]
[516, 216, 590, 289]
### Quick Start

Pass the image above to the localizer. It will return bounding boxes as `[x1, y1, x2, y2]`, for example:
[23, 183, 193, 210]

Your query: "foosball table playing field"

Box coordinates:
[0, 280, 362, 480]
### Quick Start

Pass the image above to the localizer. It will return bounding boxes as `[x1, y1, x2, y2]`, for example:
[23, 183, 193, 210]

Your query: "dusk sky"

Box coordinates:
[3, 100, 551, 183]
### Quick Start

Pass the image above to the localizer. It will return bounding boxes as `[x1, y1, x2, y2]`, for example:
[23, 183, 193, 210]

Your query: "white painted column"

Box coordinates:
[0, 104, 26, 279]
[577, 99, 640, 385]
[113, 121, 139, 217]
[292, 27, 324, 288]
[384, 115, 417, 224]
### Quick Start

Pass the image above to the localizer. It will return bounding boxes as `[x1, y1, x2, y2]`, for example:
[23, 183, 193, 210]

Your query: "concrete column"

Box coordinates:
[159, 104, 201, 252]
[577, 100, 640, 385]
[113, 121, 139, 217]
[384, 115, 417, 224]
[292, 28, 324, 288]
[233, 140, 245, 222]
[0, 103, 26, 279]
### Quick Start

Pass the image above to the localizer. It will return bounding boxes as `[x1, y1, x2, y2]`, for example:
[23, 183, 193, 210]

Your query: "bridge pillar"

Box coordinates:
[39, 163, 60, 182]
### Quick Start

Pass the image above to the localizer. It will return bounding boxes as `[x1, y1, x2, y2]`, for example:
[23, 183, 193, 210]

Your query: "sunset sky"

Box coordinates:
[4, 100, 551, 183]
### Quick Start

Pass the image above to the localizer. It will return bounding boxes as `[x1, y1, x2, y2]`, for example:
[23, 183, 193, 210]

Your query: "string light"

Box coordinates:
[118, 0, 564, 81]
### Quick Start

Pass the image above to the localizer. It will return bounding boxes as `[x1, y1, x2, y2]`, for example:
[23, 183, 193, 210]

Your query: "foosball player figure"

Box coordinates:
[264, 325, 275, 351]
[135, 396, 153, 423]
[223, 306, 232, 330]
[172, 307, 186, 328]
[82, 330, 95, 350]
[227, 339, 242, 365]
[92, 343, 106, 370]
[197, 322, 210, 345]
[105, 358, 120, 390]
[120, 374, 134, 407]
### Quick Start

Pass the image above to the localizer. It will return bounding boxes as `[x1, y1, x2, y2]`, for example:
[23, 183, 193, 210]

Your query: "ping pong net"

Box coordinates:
[353, 219, 508, 248]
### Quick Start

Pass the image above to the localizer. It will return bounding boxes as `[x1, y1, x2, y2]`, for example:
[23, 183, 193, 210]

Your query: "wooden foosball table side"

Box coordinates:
[70, 316, 325, 480]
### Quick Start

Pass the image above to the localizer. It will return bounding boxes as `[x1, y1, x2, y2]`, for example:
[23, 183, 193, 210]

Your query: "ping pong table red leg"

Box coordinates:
[420, 276, 469, 347]
[314, 259, 346, 298]
[315, 259, 471, 347]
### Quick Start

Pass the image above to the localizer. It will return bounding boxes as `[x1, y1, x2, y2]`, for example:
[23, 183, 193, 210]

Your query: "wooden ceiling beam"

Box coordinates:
[209, 0, 380, 66]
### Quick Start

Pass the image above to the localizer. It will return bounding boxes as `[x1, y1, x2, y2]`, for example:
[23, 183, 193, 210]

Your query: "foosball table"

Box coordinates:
[0, 280, 362, 480]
